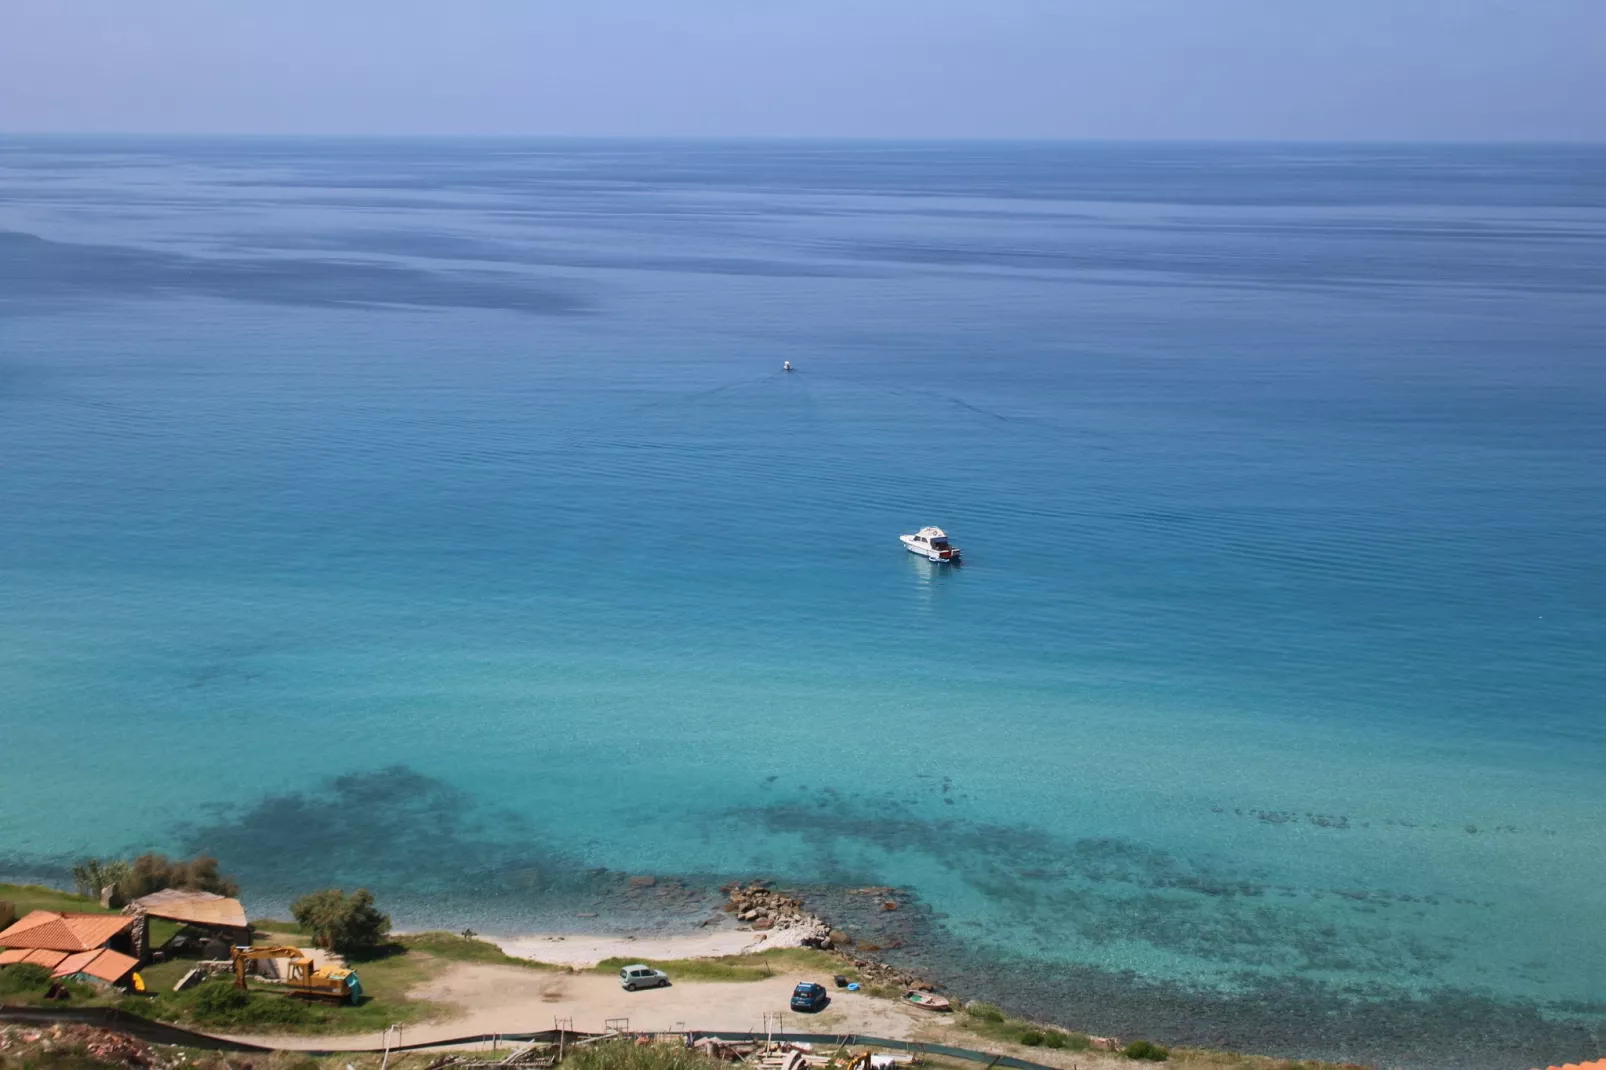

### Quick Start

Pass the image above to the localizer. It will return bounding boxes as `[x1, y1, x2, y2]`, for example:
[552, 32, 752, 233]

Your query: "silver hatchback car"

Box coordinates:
[618, 964, 670, 991]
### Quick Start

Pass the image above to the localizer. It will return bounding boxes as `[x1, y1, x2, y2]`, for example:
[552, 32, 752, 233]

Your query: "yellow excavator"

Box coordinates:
[230, 945, 363, 1004]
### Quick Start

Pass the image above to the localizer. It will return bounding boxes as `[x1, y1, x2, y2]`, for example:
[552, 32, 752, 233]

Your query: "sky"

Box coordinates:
[1, 0, 1602, 140]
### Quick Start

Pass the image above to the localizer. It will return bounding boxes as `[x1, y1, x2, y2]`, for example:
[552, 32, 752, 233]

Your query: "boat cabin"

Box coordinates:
[901, 525, 961, 562]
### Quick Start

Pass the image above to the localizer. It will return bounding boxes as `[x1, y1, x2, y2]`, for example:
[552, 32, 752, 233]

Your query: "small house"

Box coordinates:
[0, 910, 140, 988]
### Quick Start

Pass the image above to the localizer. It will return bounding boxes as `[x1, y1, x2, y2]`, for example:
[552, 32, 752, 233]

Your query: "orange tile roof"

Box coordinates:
[0, 947, 68, 969]
[51, 947, 138, 984]
[1534, 1060, 1606, 1070]
[0, 910, 133, 952]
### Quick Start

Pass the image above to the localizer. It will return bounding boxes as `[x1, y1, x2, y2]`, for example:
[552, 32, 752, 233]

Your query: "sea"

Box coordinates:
[1, 138, 1603, 1068]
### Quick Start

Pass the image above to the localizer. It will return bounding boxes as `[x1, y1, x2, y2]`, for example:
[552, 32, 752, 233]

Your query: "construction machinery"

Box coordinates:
[230, 945, 362, 1003]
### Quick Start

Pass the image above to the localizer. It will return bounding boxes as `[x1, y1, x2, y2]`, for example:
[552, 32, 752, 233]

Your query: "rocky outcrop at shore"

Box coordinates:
[720, 882, 941, 994]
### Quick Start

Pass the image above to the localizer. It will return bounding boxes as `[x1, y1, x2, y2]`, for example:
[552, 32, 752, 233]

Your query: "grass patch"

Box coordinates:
[0, 963, 99, 1007]
[395, 932, 558, 968]
[148, 918, 186, 950]
[592, 947, 844, 983]
[133, 958, 198, 995]
[953, 1004, 1090, 1052]
[118, 971, 435, 1035]
[563, 1040, 727, 1070]
[90, 929, 558, 1034]
[112, 936, 463, 1034]
[0, 883, 112, 917]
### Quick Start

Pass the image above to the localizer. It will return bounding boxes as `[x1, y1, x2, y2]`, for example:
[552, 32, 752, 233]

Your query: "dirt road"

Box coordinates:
[234, 964, 928, 1050]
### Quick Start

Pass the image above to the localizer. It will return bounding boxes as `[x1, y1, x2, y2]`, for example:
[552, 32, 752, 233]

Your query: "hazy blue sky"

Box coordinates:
[2, 0, 1602, 139]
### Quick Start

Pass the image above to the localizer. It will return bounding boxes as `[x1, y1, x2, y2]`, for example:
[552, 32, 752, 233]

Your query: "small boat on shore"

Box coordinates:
[903, 990, 953, 1012]
[900, 526, 961, 563]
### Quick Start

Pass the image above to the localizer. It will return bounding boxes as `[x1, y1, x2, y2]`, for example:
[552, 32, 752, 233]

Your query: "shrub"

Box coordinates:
[187, 982, 314, 1028]
[0, 962, 55, 996]
[1018, 1031, 1044, 1047]
[191, 982, 250, 1018]
[72, 853, 240, 902]
[290, 888, 391, 954]
[967, 1001, 1005, 1023]
[1122, 1039, 1169, 1061]
[122, 853, 239, 899]
[1042, 1032, 1065, 1049]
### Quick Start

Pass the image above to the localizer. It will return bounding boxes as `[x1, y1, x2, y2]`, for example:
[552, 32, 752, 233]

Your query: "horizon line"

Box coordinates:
[3, 131, 1605, 147]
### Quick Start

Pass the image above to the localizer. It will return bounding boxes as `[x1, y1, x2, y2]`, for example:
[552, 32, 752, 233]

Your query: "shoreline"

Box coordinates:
[477, 883, 884, 975]
[7, 875, 1602, 1068]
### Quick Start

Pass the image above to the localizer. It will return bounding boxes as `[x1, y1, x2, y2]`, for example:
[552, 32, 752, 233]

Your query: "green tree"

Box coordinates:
[290, 888, 391, 954]
[70, 857, 132, 900]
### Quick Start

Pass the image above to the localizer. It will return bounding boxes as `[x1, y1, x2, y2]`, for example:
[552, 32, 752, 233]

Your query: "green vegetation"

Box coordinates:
[120, 923, 558, 1033]
[0, 964, 55, 997]
[0, 883, 111, 916]
[0, 963, 95, 1007]
[1123, 1039, 1170, 1061]
[394, 931, 557, 968]
[70, 854, 239, 905]
[0, 903, 559, 1036]
[563, 1041, 726, 1070]
[956, 1002, 1089, 1051]
[147, 919, 185, 950]
[966, 1001, 1005, 1023]
[290, 889, 390, 955]
[118, 959, 436, 1036]
[593, 946, 843, 983]
[68, 861, 131, 902]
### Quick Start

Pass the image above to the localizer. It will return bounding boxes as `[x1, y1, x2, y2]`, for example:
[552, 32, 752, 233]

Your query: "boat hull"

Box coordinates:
[901, 538, 959, 563]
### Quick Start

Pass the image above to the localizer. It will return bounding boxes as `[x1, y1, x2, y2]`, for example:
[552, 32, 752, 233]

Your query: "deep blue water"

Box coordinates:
[1, 139, 1604, 1067]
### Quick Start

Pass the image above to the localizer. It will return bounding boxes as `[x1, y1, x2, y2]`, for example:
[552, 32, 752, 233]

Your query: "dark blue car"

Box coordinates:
[790, 981, 829, 1012]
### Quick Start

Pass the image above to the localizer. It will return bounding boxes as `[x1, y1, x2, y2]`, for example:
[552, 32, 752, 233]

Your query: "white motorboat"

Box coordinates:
[900, 526, 961, 562]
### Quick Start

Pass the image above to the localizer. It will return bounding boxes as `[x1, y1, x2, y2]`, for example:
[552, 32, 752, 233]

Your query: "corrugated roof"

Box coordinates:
[128, 889, 248, 930]
[0, 910, 133, 952]
[52, 947, 138, 984]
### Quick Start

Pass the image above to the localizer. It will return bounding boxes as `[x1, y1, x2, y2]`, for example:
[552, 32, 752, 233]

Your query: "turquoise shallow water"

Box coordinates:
[1, 139, 1604, 1066]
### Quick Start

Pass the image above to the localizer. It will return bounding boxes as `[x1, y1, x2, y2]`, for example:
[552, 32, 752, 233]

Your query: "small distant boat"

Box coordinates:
[783, 361, 793, 372]
[903, 990, 953, 1012]
[900, 526, 961, 563]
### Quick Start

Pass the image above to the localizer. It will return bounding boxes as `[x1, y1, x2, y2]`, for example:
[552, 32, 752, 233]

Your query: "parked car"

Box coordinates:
[790, 981, 829, 1012]
[618, 964, 670, 991]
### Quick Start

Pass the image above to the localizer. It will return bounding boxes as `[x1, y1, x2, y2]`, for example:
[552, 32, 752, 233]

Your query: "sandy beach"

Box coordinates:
[492, 926, 811, 967]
